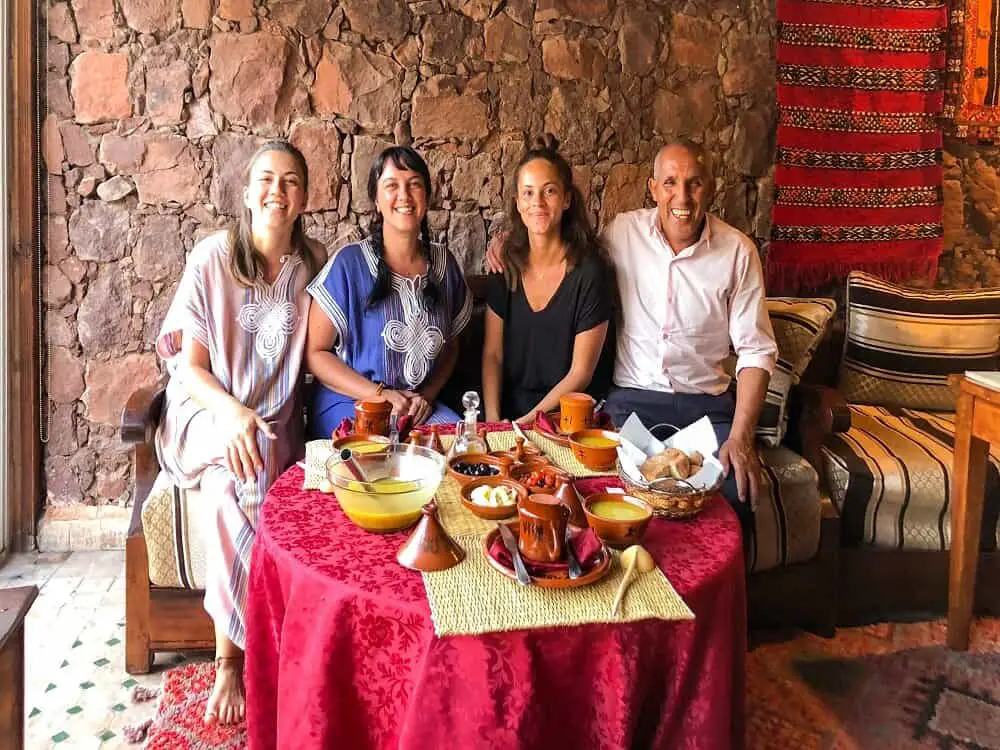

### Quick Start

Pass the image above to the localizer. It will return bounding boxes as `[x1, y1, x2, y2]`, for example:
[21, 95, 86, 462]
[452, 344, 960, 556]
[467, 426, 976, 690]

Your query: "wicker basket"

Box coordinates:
[618, 466, 722, 520]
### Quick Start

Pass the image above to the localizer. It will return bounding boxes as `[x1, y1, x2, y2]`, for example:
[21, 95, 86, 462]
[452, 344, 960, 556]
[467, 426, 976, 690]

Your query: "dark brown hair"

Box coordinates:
[365, 146, 439, 309]
[228, 140, 320, 287]
[500, 134, 603, 290]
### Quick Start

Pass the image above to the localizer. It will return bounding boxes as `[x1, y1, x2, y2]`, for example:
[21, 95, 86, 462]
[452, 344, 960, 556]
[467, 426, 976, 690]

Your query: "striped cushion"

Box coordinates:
[821, 405, 1000, 551]
[751, 446, 823, 573]
[142, 472, 207, 590]
[760, 298, 837, 446]
[839, 271, 1000, 411]
[727, 298, 836, 446]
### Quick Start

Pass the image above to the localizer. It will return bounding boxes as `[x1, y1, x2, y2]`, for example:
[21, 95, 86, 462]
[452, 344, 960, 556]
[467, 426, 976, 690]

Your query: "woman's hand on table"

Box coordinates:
[403, 391, 433, 425]
[514, 413, 534, 426]
[222, 405, 276, 483]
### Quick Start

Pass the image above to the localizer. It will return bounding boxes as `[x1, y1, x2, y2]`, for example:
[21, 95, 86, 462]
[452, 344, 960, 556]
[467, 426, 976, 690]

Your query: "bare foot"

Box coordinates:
[204, 657, 245, 725]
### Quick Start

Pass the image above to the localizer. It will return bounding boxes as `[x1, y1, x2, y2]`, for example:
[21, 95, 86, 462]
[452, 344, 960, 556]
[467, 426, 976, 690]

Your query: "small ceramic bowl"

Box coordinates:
[582, 492, 653, 549]
[332, 433, 391, 455]
[509, 460, 569, 492]
[568, 429, 621, 471]
[446, 453, 511, 487]
[459, 476, 527, 520]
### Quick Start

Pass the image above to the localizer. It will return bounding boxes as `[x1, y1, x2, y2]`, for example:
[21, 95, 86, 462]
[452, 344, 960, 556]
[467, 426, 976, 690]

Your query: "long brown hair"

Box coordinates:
[228, 140, 321, 287]
[500, 133, 603, 290]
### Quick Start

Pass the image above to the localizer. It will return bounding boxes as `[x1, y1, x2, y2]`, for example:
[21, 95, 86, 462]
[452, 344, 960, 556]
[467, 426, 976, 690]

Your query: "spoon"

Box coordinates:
[611, 545, 655, 616]
[324, 448, 371, 485]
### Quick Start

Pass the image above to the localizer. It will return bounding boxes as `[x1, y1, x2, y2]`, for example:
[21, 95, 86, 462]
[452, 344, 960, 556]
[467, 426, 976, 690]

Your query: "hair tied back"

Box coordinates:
[530, 133, 560, 153]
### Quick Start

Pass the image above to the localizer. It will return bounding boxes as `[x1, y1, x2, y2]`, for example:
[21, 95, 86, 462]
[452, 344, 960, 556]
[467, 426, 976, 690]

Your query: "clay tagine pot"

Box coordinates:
[429, 424, 445, 454]
[396, 501, 465, 572]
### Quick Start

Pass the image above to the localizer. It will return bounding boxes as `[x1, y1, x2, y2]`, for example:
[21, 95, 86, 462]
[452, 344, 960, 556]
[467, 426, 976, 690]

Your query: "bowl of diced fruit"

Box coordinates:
[459, 476, 527, 520]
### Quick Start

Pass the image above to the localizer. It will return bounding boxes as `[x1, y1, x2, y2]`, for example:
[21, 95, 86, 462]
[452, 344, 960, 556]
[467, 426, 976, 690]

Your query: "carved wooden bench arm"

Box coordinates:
[120, 375, 169, 445]
[120, 375, 168, 536]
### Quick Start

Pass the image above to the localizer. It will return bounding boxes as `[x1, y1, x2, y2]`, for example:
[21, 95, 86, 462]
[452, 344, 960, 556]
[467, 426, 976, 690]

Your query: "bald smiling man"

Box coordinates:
[598, 140, 777, 546]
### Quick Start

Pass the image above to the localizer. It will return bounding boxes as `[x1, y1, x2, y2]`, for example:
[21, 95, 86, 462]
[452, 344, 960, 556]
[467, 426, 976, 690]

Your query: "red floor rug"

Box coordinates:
[140, 662, 247, 750]
[749, 618, 1000, 749]
[139, 619, 1000, 749]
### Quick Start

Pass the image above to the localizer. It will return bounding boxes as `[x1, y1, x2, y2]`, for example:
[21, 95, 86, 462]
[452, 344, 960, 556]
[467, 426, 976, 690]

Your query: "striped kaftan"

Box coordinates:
[154, 231, 312, 648]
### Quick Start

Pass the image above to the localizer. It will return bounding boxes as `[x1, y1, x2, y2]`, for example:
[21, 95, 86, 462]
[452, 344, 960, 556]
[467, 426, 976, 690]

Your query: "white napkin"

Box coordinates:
[617, 414, 724, 490]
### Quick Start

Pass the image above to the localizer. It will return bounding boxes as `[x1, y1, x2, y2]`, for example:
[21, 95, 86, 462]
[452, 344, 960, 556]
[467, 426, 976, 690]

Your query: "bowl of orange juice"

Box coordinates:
[325, 444, 446, 532]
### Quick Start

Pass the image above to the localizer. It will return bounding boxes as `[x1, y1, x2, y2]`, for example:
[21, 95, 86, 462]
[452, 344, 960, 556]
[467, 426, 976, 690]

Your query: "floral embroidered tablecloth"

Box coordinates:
[245, 448, 746, 749]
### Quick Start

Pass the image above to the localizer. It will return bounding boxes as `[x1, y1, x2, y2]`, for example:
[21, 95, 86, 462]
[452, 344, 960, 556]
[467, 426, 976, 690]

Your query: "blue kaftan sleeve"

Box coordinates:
[306, 242, 365, 356]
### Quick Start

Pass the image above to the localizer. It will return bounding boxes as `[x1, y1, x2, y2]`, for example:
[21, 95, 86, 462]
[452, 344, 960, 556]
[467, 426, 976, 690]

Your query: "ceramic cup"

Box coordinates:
[517, 493, 570, 563]
[560, 392, 596, 435]
[354, 399, 392, 436]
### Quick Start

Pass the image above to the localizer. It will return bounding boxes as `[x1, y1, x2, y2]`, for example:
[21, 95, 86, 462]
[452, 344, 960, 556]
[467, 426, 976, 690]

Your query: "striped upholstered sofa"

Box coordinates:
[816, 272, 1000, 622]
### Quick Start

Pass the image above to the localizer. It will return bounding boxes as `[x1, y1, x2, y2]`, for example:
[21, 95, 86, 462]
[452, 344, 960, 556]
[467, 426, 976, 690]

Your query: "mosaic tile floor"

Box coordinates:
[0, 550, 199, 749]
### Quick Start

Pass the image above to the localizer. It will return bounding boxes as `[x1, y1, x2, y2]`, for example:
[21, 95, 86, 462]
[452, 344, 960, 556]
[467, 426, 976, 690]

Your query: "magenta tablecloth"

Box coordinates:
[246, 468, 746, 750]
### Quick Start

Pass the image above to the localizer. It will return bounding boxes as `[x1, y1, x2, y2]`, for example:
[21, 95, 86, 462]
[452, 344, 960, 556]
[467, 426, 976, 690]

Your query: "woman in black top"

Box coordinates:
[483, 134, 615, 423]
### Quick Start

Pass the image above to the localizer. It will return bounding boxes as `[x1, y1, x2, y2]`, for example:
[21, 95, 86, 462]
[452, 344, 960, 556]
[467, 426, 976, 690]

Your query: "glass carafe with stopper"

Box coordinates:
[446, 391, 489, 459]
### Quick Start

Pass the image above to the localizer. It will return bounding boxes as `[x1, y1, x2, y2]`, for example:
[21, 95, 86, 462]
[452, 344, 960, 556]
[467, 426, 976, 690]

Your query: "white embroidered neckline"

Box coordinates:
[381, 275, 444, 387]
[237, 256, 301, 360]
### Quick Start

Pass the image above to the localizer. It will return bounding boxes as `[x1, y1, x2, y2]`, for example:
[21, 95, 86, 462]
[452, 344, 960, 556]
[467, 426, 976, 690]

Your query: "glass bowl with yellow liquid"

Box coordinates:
[325, 444, 446, 532]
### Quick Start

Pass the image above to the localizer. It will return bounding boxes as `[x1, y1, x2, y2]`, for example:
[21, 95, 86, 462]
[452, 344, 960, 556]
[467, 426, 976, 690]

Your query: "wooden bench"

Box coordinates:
[0, 585, 38, 748]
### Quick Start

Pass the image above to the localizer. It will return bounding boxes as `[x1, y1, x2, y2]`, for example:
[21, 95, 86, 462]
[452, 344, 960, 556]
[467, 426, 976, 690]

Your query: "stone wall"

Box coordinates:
[939, 142, 1000, 289]
[40, 0, 777, 546]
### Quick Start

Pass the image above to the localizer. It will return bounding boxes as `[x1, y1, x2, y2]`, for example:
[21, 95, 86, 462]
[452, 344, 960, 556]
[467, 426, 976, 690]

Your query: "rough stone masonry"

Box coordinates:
[39, 0, 992, 528]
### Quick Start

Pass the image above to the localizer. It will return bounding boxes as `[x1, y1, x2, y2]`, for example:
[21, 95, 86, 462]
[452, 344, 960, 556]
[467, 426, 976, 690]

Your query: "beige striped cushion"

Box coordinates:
[750, 446, 823, 573]
[821, 405, 1000, 551]
[726, 298, 836, 446]
[141, 472, 207, 589]
[839, 271, 1000, 410]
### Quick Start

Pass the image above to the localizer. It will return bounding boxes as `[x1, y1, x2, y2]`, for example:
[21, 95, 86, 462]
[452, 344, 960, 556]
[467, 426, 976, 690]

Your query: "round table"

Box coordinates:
[245, 467, 746, 750]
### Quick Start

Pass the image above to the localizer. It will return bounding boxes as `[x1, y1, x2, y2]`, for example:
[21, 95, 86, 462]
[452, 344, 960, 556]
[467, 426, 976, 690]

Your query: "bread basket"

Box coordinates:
[617, 465, 722, 519]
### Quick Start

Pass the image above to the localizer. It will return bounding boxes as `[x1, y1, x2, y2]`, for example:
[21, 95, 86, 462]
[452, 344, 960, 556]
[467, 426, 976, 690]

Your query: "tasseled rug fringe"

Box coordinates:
[123, 684, 162, 744]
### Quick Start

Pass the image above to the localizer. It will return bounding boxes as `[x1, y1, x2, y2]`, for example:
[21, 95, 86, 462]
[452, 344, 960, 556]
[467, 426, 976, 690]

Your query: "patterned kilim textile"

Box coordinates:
[945, 0, 1000, 142]
[769, 0, 948, 292]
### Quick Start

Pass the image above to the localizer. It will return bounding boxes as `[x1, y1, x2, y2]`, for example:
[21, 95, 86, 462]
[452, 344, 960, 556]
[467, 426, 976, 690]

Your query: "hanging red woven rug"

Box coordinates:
[768, 0, 949, 293]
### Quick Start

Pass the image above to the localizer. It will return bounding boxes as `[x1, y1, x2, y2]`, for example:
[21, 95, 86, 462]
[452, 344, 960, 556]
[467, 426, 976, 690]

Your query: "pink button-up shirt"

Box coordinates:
[602, 208, 777, 395]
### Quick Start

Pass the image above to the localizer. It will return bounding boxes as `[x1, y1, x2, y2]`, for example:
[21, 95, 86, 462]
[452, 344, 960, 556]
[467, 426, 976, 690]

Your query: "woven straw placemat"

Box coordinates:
[423, 534, 694, 636]
[522, 430, 617, 477]
[303, 440, 334, 490]
[303, 426, 611, 493]
[435, 477, 496, 538]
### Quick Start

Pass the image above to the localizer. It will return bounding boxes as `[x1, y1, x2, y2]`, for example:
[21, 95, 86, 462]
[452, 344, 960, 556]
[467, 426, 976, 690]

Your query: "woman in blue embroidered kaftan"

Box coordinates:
[306, 147, 471, 438]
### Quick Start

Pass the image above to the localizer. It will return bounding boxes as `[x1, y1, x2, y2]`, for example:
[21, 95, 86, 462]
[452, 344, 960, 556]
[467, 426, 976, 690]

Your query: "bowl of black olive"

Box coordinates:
[446, 453, 512, 487]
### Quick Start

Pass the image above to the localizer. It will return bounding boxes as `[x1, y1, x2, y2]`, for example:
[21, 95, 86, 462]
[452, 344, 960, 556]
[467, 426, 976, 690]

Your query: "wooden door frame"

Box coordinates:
[7, 0, 39, 553]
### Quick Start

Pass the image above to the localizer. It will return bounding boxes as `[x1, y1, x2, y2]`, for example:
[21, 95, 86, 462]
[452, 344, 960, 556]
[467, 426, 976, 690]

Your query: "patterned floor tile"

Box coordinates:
[5, 551, 166, 750]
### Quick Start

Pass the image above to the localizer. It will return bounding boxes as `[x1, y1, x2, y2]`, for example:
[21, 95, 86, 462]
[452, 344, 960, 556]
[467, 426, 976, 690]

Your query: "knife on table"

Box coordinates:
[564, 524, 583, 579]
[497, 523, 532, 586]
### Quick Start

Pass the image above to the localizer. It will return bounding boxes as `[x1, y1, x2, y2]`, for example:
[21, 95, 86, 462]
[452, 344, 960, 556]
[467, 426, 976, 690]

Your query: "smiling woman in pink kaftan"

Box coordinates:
[153, 140, 323, 726]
